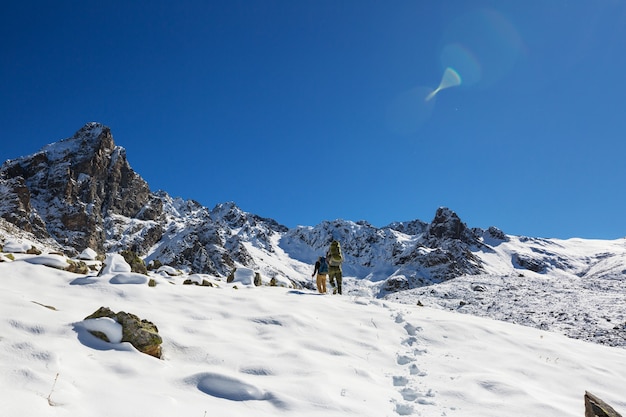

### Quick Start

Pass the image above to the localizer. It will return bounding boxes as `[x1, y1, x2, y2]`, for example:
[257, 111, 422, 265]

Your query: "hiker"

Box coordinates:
[312, 255, 329, 294]
[326, 240, 344, 295]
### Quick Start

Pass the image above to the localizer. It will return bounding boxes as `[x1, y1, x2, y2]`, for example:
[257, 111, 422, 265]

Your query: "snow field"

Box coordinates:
[0, 257, 625, 416]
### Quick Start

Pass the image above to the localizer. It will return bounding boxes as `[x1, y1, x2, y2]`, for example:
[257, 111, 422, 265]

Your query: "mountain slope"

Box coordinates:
[1, 123, 625, 296]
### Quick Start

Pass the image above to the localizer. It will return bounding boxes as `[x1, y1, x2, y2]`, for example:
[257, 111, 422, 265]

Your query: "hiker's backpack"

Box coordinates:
[327, 241, 343, 267]
[318, 256, 329, 274]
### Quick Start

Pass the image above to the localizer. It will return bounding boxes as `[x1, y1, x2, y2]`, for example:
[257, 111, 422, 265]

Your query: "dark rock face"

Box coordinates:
[386, 219, 428, 236]
[485, 226, 508, 242]
[514, 253, 545, 273]
[0, 123, 159, 254]
[383, 275, 410, 292]
[425, 207, 477, 246]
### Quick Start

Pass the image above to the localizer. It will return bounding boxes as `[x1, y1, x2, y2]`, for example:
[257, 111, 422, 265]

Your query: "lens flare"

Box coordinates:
[425, 67, 462, 101]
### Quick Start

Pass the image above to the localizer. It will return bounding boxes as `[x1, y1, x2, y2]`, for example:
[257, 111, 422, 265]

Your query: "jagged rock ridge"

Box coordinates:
[0, 123, 160, 252]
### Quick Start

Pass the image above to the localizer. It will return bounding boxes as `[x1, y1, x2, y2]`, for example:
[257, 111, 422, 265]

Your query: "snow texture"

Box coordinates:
[80, 317, 123, 343]
[1, 251, 625, 417]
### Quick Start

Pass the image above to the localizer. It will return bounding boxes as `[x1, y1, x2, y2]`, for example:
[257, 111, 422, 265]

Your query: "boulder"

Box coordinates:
[84, 307, 162, 358]
[79, 247, 98, 261]
[98, 253, 132, 275]
[585, 391, 622, 417]
[120, 250, 147, 274]
[383, 275, 410, 292]
[2, 239, 31, 253]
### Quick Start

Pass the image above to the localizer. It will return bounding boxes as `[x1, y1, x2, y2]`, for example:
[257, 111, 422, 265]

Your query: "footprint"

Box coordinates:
[396, 354, 414, 365]
[392, 375, 409, 386]
[409, 363, 427, 377]
[412, 347, 428, 356]
[395, 313, 405, 324]
[402, 336, 418, 347]
[394, 401, 414, 415]
[416, 389, 436, 405]
[404, 323, 421, 336]
[400, 387, 419, 401]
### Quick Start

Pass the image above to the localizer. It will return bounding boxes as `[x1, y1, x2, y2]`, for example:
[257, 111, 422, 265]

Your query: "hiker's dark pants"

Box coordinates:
[328, 267, 342, 295]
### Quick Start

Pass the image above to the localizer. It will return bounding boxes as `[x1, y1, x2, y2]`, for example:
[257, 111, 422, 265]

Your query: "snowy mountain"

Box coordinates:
[0, 123, 495, 284]
[2, 123, 626, 349]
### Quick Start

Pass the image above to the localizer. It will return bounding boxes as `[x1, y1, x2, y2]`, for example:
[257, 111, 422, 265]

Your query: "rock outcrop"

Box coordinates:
[585, 391, 622, 417]
[0, 123, 162, 254]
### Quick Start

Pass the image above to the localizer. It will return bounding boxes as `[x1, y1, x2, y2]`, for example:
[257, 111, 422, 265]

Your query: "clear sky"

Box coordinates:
[2, 1, 626, 239]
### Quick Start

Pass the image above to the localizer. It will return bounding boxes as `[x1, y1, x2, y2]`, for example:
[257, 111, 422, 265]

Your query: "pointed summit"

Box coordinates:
[39, 122, 114, 164]
[428, 207, 465, 239]
[0, 123, 156, 252]
[426, 207, 478, 246]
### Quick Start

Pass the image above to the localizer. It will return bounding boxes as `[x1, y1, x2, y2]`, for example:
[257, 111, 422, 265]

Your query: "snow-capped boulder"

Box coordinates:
[81, 317, 123, 343]
[2, 239, 32, 253]
[22, 254, 69, 270]
[109, 273, 149, 285]
[157, 265, 182, 276]
[99, 253, 132, 276]
[268, 275, 294, 288]
[79, 247, 98, 261]
[228, 267, 257, 286]
[183, 274, 214, 286]
[84, 307, 162, 358]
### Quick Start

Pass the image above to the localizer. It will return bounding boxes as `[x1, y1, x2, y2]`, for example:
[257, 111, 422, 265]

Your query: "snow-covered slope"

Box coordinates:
[386, 236, 626, 347]
[1, 256, 625, 416]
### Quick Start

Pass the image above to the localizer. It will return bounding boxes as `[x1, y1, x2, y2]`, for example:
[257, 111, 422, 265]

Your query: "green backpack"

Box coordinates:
[327, 240, 343, 267]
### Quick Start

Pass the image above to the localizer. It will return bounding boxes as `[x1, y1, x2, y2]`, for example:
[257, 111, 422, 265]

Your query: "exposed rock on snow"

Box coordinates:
[227, 267, 261, 287]
[2, 239, 33, 253]
[585, 391, 623, 417]
[156, 265, 182, 276]
[84, 307, 163, 358]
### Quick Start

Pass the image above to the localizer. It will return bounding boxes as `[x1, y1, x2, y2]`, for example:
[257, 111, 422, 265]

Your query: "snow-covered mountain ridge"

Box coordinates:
[1, 123, 626, 348]
[0, 123, 494, 284]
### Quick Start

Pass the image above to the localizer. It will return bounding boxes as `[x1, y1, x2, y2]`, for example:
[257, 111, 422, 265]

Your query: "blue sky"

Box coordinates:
[2, 1, 626, 239]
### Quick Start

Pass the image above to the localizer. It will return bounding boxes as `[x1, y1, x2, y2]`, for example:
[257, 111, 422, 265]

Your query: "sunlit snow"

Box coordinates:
[1, 251, 625, 416]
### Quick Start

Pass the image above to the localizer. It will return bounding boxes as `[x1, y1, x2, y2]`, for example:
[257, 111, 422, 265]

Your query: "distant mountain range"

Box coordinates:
[2, 123, 626, 297]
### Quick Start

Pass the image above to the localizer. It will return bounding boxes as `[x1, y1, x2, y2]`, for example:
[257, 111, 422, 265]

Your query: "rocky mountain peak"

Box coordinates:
[211, 201, 247, 227]
[39, 122, 114, 164]
[0, 123, 155, 253]
[426, 207, 477, 246]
